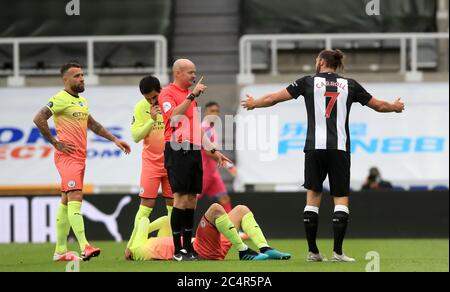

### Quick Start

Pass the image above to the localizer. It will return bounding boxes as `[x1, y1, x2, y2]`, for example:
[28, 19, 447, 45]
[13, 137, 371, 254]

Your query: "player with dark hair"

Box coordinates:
[126, 203, 290, 261]
[242, 49, 405, 262]
[124, 76, 174, 260]
[33, 62, 131, 261]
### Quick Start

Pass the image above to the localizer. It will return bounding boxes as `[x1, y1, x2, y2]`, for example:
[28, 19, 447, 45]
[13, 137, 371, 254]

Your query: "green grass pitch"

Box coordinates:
[0, 239, 448, 272]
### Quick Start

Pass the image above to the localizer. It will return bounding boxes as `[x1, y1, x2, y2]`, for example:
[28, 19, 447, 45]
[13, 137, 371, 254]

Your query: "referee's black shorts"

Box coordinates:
[164, 142, 203, 195]
[303, 150, 350, 197]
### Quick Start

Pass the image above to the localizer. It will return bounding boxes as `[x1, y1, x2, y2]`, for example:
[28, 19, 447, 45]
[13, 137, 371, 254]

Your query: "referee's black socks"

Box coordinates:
[332, 205, 349, 255]
[171, 207, 184, 254]
[183, 208, 195, 253]
[303, 206, 320, 254]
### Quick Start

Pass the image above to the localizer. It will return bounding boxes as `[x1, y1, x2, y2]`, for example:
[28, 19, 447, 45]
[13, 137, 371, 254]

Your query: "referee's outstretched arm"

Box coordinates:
[366, 97, 405, 113]
[241, 89, 293, 110]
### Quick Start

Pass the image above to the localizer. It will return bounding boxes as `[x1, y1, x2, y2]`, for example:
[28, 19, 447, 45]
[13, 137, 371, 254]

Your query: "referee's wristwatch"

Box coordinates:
[186, 93, 196, 101]
[210, 148, 216, 154]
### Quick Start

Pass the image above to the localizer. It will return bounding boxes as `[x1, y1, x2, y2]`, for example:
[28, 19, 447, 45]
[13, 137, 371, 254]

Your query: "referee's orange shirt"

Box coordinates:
[158, 83, 201, 146]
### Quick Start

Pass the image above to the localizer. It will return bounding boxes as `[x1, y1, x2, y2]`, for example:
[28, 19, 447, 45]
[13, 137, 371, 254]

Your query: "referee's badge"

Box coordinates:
[68, 180, 76, 188]
[139, 187, 145, 194]
[163, 102, 172, 113]
[200, 220, 206, 228]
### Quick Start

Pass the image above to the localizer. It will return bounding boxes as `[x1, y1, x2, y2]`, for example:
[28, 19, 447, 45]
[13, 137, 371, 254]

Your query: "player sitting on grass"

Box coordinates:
[125, 203, 291, 261]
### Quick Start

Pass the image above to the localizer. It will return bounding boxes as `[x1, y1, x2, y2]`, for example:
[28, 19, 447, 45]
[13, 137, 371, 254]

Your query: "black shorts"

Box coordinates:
[164, 142, 203, 195]
[303, 150, 350, 197]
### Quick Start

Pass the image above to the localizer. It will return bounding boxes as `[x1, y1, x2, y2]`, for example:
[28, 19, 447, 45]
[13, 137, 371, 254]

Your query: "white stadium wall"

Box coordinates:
[0, 83, 448, 193]
[235, 83, 449, 191]
[0, 86, 144, 193]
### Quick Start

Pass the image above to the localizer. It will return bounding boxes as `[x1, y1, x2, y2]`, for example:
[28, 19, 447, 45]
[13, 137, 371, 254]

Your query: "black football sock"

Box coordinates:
[303, 207, 320, 254]
[182, 208, 195, 253]
[171, 207, 184, 254]
[333, 207, 349, 255]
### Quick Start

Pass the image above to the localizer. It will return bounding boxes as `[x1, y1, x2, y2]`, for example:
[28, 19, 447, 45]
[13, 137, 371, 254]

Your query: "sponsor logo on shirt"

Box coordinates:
[72, 112, 89, 119]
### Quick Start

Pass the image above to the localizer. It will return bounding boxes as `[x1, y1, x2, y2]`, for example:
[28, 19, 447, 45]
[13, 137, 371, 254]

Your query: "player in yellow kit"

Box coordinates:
[33, 62, 131, 261]
[125, 76, 174, 260]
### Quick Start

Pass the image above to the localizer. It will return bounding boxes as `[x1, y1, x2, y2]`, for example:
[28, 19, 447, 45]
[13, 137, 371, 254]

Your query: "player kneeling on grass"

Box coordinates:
[125, 203, 291, 261]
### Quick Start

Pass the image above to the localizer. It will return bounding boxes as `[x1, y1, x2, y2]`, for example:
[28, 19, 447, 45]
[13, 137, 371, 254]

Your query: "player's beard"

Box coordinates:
[72, 83, 85, 93]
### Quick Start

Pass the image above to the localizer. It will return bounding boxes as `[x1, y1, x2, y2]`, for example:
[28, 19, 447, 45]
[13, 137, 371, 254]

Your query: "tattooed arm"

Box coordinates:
[88, 115, 131, 154]
[33, 107, 76, 154]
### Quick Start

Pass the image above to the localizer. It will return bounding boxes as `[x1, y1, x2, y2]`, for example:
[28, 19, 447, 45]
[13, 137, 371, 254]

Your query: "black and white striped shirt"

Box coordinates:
[286, 72, 372, 152]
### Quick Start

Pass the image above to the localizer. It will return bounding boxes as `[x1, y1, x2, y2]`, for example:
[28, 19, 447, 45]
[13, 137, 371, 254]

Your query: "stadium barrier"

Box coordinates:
[0, 35, 169, 86]
[237, 32, 450, 84]
[0, 191, 447, 243]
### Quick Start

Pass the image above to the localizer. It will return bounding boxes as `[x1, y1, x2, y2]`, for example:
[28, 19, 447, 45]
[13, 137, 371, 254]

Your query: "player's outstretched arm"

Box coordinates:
[367, 97, 405, 113]
[241, 88, 293, 110]
[88, 115, 131, 154]
[33, 107, 76, 154]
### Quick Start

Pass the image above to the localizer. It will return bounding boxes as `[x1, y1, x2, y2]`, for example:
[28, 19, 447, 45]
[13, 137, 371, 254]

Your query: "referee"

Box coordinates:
[241, 49, 405, 262]
[159, 59, 232, 261]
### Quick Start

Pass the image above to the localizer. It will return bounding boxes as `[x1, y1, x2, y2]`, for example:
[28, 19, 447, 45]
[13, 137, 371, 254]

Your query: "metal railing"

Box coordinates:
[238, 33, 449, 84]
[0, 35, 169, 86]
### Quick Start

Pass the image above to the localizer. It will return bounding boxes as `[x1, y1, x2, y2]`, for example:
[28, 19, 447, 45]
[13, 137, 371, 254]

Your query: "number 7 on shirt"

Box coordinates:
[324, 91, 340, 119]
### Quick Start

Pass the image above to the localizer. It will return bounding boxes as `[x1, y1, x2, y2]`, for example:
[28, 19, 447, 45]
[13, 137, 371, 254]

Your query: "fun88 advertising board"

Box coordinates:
[0, 86, 145, 193]
[235, 83, 449, 191]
